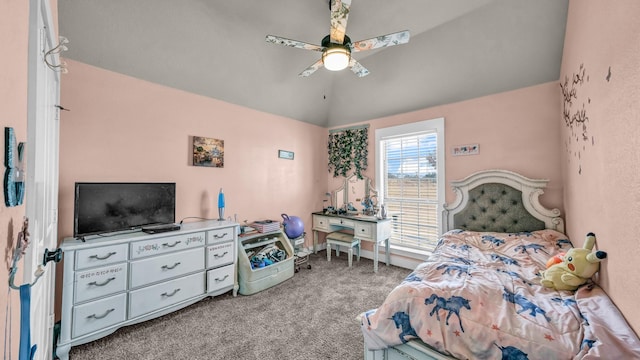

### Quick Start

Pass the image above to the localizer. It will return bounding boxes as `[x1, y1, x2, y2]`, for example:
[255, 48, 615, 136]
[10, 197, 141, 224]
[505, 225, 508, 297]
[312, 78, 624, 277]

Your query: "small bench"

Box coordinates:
[326, 231, 360, 268]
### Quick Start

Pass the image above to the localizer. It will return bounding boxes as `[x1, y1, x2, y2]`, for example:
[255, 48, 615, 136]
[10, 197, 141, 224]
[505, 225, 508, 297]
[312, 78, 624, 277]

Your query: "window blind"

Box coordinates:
[381, 131, 440, 251]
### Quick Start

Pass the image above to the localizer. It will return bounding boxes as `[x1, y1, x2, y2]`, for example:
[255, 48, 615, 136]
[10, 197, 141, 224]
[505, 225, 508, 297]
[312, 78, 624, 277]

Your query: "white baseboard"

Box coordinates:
[359, 248, 421, 270]
[304, 244, 420, 271]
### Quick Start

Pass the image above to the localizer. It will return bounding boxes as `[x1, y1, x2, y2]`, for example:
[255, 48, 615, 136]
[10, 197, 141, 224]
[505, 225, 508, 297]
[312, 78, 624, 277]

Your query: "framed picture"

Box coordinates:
[278, 150, 294, 160]
[193, 136, 224, 167]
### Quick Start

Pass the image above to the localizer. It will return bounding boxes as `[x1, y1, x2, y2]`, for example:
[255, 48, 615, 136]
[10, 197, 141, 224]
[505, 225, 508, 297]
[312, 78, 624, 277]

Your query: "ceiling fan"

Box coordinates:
[265, 0, 410, 77]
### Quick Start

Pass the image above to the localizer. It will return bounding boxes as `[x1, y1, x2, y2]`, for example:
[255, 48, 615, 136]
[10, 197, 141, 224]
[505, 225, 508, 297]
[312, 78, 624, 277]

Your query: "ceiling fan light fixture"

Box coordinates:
[322, 47, 350, 71]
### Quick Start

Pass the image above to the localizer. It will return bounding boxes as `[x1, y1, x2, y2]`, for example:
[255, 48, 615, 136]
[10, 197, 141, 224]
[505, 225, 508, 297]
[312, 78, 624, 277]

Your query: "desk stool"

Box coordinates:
[326, 232, 360, 268]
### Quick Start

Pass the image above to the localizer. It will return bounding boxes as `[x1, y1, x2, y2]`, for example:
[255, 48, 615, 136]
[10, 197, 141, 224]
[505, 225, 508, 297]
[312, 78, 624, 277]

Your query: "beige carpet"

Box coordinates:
[67, 250, 411, 360]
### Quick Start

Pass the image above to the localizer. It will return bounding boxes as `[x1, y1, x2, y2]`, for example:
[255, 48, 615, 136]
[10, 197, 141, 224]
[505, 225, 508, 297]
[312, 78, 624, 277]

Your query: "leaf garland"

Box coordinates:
[328, 127, 368, 179]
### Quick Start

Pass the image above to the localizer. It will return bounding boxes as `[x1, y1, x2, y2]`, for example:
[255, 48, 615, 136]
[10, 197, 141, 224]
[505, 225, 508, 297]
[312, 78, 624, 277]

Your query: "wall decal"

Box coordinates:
[4, 127, 26, 206]
[192, 136, 224, 167]
[560, 63, 594, 174]
[452, 144, 479, 156]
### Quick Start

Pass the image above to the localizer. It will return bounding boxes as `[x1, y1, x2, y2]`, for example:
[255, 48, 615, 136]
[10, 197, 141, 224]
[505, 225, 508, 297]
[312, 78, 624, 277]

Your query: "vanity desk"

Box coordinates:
[312, 212, 391, 272]
[317, 174, 393, 272]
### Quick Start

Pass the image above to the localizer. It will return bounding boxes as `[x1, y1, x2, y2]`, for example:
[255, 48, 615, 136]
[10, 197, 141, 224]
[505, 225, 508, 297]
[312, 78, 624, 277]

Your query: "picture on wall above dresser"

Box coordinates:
[193, 136, 224, 168]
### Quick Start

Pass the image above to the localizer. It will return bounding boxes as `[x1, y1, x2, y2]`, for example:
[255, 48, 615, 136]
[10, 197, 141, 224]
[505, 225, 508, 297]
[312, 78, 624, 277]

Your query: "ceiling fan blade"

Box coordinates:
[330, 0, 352, 44]
[349, 59, 370, 77]
[265, 35, 323, 52]
[299, 59, 324, 77]
[351, 30, 410, 52]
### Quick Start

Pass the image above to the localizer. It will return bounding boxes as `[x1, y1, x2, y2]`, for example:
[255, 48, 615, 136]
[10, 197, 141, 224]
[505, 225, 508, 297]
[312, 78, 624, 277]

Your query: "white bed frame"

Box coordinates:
[363, 169, 564, 360]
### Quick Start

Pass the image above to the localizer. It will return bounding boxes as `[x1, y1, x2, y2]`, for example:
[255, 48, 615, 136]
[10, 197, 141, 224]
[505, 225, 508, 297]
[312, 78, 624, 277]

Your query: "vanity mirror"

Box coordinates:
[334, 182, 345, 211]
[332, 174, 378, 215]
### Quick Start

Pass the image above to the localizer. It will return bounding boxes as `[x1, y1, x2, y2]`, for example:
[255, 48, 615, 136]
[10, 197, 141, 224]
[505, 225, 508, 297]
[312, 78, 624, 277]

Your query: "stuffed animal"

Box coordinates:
[540, 232, 607, 291]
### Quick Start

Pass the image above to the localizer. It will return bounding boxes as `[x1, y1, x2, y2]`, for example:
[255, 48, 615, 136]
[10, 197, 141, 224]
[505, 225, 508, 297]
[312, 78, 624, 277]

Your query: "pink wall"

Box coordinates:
[560, 0, 640, 334]
[58, 61, 328, 243]
[331, 81, 564, 212]
[0, 1, 29, 356]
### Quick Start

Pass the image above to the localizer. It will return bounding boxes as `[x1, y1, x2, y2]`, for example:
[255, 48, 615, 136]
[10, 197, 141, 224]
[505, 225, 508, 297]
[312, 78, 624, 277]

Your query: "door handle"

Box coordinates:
[43, 248, 62, 265]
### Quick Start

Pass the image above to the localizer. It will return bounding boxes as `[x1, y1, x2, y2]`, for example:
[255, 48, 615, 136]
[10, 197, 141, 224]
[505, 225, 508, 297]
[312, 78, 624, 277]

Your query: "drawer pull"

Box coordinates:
[214, 274, 229, 283]
[161, 288, 181, 297]
[162, 240, 182, 248]
[213, 233, 228, 239]
[89, 252, 117, 261]
[87, 308, 115, 320]
[161, 262, 181, 270]
[88, 277, 116, 287]
[213, 251, 228, 259]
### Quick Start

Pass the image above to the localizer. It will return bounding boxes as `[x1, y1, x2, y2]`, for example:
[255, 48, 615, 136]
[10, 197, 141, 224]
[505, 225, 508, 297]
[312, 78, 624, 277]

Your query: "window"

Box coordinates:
[375, 118, 445, 252]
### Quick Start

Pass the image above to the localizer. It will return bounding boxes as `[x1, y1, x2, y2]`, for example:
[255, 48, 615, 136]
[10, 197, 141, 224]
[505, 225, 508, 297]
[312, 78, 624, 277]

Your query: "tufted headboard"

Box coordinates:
[442, 169, 564, 233]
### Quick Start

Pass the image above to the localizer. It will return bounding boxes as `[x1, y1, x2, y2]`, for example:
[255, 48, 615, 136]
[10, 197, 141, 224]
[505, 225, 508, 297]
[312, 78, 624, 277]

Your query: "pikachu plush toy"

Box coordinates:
[540, 232, 607, 291]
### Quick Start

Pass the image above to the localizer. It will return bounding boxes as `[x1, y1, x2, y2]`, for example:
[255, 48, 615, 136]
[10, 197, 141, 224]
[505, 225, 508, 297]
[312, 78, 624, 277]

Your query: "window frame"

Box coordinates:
[375, 118, 446, 253]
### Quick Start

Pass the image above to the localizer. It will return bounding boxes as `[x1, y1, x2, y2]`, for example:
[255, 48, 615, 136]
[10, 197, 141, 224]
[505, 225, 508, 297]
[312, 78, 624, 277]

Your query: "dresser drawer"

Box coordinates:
[72, 293, 127, 338]
[206, 264, 234, 293]
[313, 215, 329, 231]
[129, 248, 204, 288]
[130, 232, 206, 259]
[74, 263, 128, 304]
[207, 227, 235, 244]
[354, 222, 374, 240]
[329, 217, 355, 228]
[75, 243, 128, 270]
[129, 272, 205, 319]
[206, 241, 234, 268]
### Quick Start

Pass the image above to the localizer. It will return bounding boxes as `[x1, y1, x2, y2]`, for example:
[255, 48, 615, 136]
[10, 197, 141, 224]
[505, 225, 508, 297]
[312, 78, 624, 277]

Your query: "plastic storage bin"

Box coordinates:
[237, 230, 294, 295]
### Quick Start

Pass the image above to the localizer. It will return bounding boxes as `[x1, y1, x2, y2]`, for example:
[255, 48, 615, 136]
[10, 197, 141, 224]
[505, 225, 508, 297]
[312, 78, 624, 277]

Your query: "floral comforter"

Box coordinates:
[360, 230, 640, 359]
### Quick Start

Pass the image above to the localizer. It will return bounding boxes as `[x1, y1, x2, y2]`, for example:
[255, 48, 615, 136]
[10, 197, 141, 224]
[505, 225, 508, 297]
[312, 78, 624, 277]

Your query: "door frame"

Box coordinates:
[23, 0, 61, 359]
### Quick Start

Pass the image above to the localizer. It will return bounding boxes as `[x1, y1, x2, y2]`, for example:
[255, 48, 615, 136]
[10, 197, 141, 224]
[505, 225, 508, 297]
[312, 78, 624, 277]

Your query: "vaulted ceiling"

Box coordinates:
[58, 0, 568, 128]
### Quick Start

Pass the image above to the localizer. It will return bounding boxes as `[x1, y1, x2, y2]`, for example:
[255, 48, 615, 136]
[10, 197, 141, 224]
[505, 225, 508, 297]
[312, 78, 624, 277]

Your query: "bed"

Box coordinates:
[360, 169, 640, 360]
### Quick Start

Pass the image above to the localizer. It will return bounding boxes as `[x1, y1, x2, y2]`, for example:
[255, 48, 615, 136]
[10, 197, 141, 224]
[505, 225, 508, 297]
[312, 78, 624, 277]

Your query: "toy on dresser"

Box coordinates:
[540, 232, 607, 291]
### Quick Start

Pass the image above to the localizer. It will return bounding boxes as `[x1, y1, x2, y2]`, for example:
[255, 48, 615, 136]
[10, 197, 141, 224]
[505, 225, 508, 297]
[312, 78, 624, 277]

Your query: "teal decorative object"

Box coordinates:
[4, 127, 25, 207]
[217, 188, 225, 220]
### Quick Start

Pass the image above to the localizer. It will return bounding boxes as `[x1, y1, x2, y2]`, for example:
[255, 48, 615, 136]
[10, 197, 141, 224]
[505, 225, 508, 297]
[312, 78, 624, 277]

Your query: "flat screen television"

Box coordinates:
[74, 182, 176, 238]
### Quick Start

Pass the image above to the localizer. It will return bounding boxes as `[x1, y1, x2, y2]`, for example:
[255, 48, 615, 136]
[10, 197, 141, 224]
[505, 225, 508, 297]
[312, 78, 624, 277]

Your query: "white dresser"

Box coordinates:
[56, 220, 238, 360]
